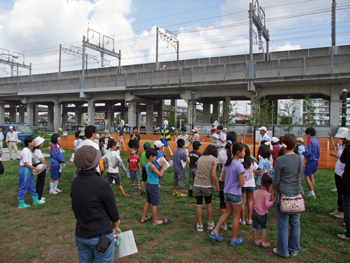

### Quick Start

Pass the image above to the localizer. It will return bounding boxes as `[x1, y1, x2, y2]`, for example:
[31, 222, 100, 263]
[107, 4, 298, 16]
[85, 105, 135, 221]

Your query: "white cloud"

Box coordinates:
[275, 43, 301, 51]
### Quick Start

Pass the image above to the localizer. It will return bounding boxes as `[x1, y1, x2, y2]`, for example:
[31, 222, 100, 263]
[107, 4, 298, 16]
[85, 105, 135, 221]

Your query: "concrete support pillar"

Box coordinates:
[212, 101, 219, 123]
[9, 106, 16, 123]
[128, 101, 137, 127]
[27, 103, 34, 128]
[34, 104, 39, 124]
[171, 99, 177, 124]
[157, 100, 165, 126]
[146, 103, 154, 131]
[106, 102, 114, 130]
[54, 102, 62, 131]
[74, 103, 82, 126]
[87, 100, 95, 125]
[0, 105, 5, 124]
[48, 104, 54, 130]
[202, 102, 210, 123]
[187, 100, 196, 128]
[120, 103, 126, 122]
[19, 106, 25, 123]
[62, 104, 68, 127]
[330, 86, 342, 134]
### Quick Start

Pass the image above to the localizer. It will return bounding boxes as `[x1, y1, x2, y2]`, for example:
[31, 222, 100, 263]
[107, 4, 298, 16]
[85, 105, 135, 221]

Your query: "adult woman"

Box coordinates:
[71, 145, 121, 262]
[271, 134, 303, 257]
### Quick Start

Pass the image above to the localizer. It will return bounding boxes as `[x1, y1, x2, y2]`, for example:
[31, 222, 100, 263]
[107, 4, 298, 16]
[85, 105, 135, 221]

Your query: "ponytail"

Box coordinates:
[225, 142, 244, 166]
[225, 147, 233, 167]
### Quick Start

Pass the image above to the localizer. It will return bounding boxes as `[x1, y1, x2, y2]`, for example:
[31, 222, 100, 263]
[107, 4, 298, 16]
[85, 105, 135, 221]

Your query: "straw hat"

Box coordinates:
[335, 127, 348, 138]
[35, 137, 45, 147]
[74, 146, 101, 171]
[103, 130, 111, 137]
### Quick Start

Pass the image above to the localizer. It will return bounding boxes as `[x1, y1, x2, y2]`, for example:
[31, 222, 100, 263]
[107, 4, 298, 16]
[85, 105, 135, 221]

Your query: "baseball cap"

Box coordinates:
[144, 142, 151, 148]
[154, 140, 164, 148]
[259, 126, 267, 132]
[193, 141, 202, 149]
[192, 127, 198, 133]
[271, 137, 279, 143]
[58, 128, 63, 132]
[9, 126, 13, 129]
[181, 126, 187, 131]
[296, 137, 304, 143]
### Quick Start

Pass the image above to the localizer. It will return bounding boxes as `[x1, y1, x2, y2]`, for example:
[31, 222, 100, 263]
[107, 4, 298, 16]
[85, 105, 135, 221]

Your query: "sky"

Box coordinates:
[0, 0, 349, 114]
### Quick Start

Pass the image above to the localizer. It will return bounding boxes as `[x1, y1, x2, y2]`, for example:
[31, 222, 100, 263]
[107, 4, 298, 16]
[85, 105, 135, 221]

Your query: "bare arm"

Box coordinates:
[238, 173, 245, 187]
[211, 164, 220, 192]
[24, 162, 41, 174]
[150, 162, 167, 177]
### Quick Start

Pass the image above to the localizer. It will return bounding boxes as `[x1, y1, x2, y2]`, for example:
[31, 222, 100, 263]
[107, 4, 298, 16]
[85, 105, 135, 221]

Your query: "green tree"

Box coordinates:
[248, 96, 275, 130]
[220, 96, 237, 129]
[302, 92, 316, 130]
[279, 97, 298, 134]
[165, 105, 177, 128]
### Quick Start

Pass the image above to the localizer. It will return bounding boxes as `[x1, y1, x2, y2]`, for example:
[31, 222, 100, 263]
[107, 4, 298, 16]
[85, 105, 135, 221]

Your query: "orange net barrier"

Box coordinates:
[60, 135, 338, 169]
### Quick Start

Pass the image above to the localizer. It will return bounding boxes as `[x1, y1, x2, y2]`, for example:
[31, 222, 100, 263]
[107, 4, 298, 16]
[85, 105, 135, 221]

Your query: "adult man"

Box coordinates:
[77, 125, 98, 150]
[0, 126, 4, 157]
[214, 125, 226, 154]
[6, 126, 20, 160]
[175, 127, 190, 156]
[258, 126, 271, 146]
[129, 126, 141, 154]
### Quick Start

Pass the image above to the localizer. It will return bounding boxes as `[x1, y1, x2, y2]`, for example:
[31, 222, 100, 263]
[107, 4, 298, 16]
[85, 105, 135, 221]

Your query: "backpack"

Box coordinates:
[262, 158, 274, 176]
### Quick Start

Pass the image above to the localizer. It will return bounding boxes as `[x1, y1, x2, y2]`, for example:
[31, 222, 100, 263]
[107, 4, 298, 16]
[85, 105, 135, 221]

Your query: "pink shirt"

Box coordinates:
[193, 133, 200, 142]
[252, 189, 274, 215]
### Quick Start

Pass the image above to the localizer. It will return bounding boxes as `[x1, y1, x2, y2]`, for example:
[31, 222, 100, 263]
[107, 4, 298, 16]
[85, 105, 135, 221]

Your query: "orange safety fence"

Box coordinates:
[60, 135, 338, 169]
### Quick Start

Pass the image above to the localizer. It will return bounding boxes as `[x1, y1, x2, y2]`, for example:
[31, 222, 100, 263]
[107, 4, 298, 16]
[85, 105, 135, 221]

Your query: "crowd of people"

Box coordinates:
[12, 123, 350, 261]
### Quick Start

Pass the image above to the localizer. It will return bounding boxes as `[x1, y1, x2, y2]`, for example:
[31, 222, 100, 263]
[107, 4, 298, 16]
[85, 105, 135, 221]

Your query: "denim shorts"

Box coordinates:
[252, 209, 268, 231]
[242, 187, 255, 194]
[224, 193, 243, 205]
[130, 170, 140, 181]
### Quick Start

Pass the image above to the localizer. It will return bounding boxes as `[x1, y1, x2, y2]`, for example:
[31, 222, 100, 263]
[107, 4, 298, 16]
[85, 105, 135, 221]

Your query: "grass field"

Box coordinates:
[0, 149, 349, 263]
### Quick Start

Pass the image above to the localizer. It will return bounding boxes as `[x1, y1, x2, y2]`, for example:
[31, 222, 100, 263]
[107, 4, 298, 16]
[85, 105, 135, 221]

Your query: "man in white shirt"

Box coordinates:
[214, 125, 226, 154]
[0, 126, 4, 158]
[258, 126, 271, 146]
[6, 126, 20, 160]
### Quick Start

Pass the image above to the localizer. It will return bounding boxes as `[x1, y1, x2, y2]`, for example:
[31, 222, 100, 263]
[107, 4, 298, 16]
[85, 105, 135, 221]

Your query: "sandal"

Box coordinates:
[220, 226, 228, 231]
[246, 220, 252, 225]
[229, 224, 232, 229]
[196, 223, 203, 232]
[208, 230, 223, 242]
[229, 238, 244, 246]
[254, 239, 262, 246]
[262, 242, 270, 248]
[155, 219, 171, 226]
[239, 219, 246, 225]
[207, 221, 215, 230]
[139, 215, 152, 223]
[172, 191, 177, 196]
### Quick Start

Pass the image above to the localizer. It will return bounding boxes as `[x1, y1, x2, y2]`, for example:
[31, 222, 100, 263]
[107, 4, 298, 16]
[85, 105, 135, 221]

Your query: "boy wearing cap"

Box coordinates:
[258, 126, 270, 146]
[127, 147, 141, 189]
[176, 127, 190, 156]
[296, 137, 305, 165]
[140, 142, 151, 195]
[303, 127, 320, 198]
[153, 140, 166, 187]
[189, 141, 202, 198]
[173, 139, 187, 197]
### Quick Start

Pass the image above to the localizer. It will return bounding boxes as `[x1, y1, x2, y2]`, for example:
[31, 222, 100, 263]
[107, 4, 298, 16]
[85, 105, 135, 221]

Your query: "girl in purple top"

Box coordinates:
[209, 142, 245, 246]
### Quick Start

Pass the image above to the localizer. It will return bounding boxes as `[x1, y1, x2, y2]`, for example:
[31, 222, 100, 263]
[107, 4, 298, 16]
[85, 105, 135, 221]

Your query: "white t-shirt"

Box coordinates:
[33, 149, 44, 169]
[218, 149, 228, 181]
[77, 139, 100, 150]
[74, 140, 78, 151]
[102, 151, 122, 173]
[20, 148, 32, 166]
[215, 132, 226, 147]
[243, 161, 258, 188]
[335, 144, 345, 176]
[258, 133, 271, 146]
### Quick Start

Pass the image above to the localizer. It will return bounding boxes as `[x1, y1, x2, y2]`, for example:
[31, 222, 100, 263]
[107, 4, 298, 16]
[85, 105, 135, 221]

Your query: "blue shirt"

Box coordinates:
[174, 148, 187, 174]
[153, 151, 165, 170]
[146, 163, 159, 185]
[257, 158, 271, 185]
[303, 137, 320, 162]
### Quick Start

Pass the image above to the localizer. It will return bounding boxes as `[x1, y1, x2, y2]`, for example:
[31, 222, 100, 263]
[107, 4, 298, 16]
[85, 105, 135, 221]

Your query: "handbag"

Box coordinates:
[279, 155, 305, 214]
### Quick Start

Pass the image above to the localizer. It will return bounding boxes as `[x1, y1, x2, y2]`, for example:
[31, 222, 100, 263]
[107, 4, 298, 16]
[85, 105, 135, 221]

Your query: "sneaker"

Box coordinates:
[140, 191, 146, 195]
[112, 179, 116, 184]
[305, 192, 316, 198]
[40, 197, 46, 201]
[123, 193, 131, 197]
[337, 234, 350, 240]
[55, 189, 62, 193]
[132, 184, 135, 189]
[137, 185, 141, 190]
[331, 188, 338, 192]
[330, 210, 339, 215]
[49, 190, 58, 195]
[177, 193, 187, 197]
[126, 173, 130, 178]
[239, 219, 246, 225]
[335, 212, 344, 219]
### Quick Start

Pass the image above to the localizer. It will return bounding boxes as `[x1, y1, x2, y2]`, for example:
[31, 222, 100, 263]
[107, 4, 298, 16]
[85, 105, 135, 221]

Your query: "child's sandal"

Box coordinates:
[229, 238, 244, 246]
[207, 221, 215, 230]
[254, 239, 262, 246]
[196, 223, 203, 232]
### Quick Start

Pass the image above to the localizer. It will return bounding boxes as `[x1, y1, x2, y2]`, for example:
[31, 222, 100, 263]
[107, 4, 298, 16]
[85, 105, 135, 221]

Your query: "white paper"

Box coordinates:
[157, 157, 170, 171]
[181, 160, 186, 169]
[117, 230, 138, 258]
[210, 133, 219, 142]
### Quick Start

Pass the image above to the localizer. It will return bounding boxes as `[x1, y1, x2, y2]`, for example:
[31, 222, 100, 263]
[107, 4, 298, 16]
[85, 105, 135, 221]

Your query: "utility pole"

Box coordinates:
[249, 2, 254, 62]
[59, 44, 62, 75]
[177, 41, 179, 61]
[332, 0, 337, 46]
[0, 48, 31, 76]
[342, 89, 347, 127]
[156, 27, 159, 63]
[82, 35, 86, 79]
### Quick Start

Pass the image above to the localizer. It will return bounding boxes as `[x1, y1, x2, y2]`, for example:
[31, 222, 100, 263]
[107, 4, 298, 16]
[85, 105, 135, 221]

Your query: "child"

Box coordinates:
[140, 142, 152, 195]
[257, 144, 273, 189]
[296, 137, 305, 168]
[252, 174, 273, 248]
[116, 142, 130, 178]
[99, 137, 107, 177]
[50, 134, 66, 194]
[173, 139, 187, 197]
[303, 127, 320, 198]
[102, 140, 131, 197]
[194, 145, 220, 232]
[33, 137, 50, 202]
[209, 143, 245, 246]
[271, 137, 280, 166]
[74, 131, 80, 151]
[127, 146, 141, 189]
[140, 148, 170, 225]
[191, 127, 200, 142]
[153, 140, 166, 187]
[188, 141, 202, 198]
[17, 136, 44, 208]
[241, 144, 258, 225]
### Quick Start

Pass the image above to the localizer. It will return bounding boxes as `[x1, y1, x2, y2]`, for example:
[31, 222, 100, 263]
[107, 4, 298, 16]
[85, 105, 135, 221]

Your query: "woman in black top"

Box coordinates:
[71, 145, 121, 262]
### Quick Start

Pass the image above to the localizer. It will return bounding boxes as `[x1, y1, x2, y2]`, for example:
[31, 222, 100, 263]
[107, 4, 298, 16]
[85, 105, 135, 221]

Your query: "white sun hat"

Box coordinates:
[335, 127, 348, 138]
[35, 137, 45, 147]
[345, 129, 350, 141]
